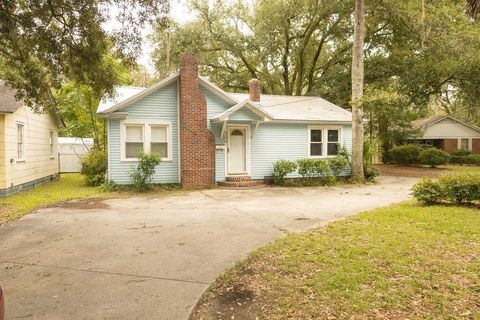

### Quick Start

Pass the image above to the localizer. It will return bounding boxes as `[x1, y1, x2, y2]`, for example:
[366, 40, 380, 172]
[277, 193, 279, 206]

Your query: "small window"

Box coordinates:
[125, 125, 144, 158]
[17, 123, 24, 159]
[310, 129, 323, 156]
[460, 138, 469, 150]
[231, 129, 244, 136]
[327, 129, 340, 156]
[151, 125, 168, 158]
[49, 130, 55, 157]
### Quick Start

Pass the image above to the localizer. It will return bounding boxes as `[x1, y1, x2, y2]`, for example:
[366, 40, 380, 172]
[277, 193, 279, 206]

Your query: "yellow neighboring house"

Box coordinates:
[0, 81, 65, 196]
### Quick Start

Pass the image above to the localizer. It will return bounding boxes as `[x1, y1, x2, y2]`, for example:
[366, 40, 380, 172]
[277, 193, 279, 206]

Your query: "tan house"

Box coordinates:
[0, 82, 64, 196]
[412, 115, 480, 153]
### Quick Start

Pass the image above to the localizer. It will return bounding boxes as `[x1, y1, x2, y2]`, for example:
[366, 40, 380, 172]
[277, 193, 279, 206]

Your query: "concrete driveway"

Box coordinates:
[0, 176, 417, 320]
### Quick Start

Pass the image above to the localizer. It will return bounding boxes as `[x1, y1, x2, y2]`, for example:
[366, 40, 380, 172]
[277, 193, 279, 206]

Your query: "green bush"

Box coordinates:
[272, 160, 297, 185]
[296, 158, 317, 184]
[450, 149, 472, 157]
[130, 151, 161, 192]
[450, 153, 480, 165]
[388, 144, 422, 165]
[464, 154, 480, 165]
[438, 173, 480, 205]
[411, 178, 445, 205]
[81, 148, 107, 186]
[419, 148, 450, 167]
[364, 165, 379, 182]
[329, 156, 349, 176]
[412, 173, 480, 205]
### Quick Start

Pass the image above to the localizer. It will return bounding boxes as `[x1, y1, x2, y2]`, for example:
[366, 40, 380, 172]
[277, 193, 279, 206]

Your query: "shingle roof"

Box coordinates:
[0, 81, 23, 113]
[230, 93, 352, 122]
[97, 77, 352, 123]
[411, 115, 447, 129]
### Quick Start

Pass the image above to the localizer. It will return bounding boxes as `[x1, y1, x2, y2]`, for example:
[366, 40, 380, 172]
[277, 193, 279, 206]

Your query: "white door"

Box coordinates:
[228, 128, 247, 174]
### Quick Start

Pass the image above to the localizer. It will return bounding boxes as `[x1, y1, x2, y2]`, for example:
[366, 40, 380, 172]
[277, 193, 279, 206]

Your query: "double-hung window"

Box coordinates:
[308, 127, 342, 157]
[125, 125, 144, 159]
[17, 123, 25, 160]
[460, 138, 470, 151]
[150, 125, 169, 158]
[122, 121, 172, 161]
[49, 130, 55, 157]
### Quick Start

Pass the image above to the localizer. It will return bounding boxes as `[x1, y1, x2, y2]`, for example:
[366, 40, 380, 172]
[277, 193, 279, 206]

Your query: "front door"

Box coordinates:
[227, 127, 247, 174]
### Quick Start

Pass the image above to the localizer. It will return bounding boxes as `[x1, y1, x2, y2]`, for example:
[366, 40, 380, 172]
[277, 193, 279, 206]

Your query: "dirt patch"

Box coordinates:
[375, 164, 450, 178]
[47, 198, 110, 210]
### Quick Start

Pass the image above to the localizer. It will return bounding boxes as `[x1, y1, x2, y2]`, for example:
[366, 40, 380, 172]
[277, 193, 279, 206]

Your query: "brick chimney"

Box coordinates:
[248, 79, 261, 102]
[179, 53, 216, 189]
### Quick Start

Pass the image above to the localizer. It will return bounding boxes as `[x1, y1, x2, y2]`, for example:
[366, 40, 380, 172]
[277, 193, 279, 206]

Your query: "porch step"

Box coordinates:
[225, 175, 252, 182]
[218, 177, 268, 189]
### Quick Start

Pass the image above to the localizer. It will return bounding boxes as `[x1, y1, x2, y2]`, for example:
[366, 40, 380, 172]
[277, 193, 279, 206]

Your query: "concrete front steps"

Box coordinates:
[217, 176, 269, 189]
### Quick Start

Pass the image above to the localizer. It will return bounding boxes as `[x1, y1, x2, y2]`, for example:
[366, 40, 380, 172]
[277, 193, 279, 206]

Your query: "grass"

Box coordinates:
[0, 174, 109, 224]
[193, 202, 480, 319]
[443, 165, 480, 173]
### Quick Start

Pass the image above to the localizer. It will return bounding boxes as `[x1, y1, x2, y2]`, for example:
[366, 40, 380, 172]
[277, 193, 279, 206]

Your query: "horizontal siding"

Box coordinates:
[215, 148, 226, 182]
[201, 85, 231, 145]
[1, 105, 59, 189]
[108, 82, 179, 184]
[228, 108, 261, 121]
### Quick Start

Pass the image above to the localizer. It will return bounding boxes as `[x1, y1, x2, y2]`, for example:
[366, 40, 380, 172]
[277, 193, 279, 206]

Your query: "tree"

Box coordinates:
[467, 0, 480, 18]
[0, 0, 169, 112]
[350, 0, 365, 180]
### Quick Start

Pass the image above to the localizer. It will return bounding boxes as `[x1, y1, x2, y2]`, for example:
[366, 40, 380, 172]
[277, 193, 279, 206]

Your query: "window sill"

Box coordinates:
[308, 155, 338, 159]
[16, 159, 26, 163]
[50, 156, 56, 159]
[121, 158, 172, 162]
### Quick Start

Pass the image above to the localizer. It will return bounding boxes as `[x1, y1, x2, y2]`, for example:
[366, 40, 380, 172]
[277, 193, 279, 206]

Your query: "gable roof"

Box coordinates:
[97, 75, 352, 123]
[412, 115, 480, 133]
[0, 81, 65, 128]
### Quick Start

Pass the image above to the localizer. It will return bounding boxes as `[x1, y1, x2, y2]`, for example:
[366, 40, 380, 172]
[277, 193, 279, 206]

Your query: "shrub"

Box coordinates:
[464, 154, 480, 165]
[412, 178, 445, 205]
[388, 144, 422, 165]
[419, 148, 450, 167]
[438, 173, 480, 204]
[130, 151, 161, 192]
[329, 156, 349, 176]
[81, 148, 107, 186]
[296, 158, 317, 184]
[272, 160, 297, 185]
[450, 149, 472, 157]
[364, 165, 379, 182]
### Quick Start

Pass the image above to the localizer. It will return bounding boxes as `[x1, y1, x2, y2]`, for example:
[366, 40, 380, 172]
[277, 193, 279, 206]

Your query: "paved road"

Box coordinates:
[0, 176, 417, 320]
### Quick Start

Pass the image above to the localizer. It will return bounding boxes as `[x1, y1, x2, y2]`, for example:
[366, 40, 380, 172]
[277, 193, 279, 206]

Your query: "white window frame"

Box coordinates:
[49, 130, 55, 158]
[307, 126, 343, 158]
[458, 138, 472, 151]
[120, 120, 172, 162]
[16, 122, 26, 162]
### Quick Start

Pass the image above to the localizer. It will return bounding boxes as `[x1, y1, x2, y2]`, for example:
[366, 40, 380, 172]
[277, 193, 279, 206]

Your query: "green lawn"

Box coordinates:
[443, 165, 480, 173]
[193, 202, 480, 319]
[0, 174, 108, 224]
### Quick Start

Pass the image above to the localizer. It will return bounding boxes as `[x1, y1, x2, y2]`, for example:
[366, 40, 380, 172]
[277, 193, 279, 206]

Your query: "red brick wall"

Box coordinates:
[472, 139, 480, 154]
[249, 79, 261, 102]
[179, 53, 216, 189]
[442, 139, 458, 153]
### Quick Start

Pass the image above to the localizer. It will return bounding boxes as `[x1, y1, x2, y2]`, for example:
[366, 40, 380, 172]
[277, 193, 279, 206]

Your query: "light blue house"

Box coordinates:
[97, 54, 352, 188]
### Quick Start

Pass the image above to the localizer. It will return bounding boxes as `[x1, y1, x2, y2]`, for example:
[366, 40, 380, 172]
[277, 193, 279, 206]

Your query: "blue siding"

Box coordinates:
[215, 148, 226, 181]
[108, 82, 179, 184]
[229, 108, 261, 121]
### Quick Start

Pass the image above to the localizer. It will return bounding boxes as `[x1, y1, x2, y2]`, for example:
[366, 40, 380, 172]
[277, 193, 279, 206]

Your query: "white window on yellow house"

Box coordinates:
[17, 123, 25, 160]
[50, 130, 55, 157]
[125, 125, 144, 158]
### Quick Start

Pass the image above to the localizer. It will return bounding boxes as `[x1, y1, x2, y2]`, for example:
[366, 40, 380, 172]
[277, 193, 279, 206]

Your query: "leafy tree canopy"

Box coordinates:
[0, 0, 169, 111]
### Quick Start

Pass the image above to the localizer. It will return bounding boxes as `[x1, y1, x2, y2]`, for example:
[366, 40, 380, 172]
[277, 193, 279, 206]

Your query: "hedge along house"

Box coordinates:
[97, 54, 353, 188]
[411, 115, 480, 153]
[0, 81, 64, 196]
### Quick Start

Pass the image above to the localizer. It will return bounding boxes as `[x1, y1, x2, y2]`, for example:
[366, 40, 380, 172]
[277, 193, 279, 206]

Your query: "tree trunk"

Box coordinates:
[351, 0, 365, 180]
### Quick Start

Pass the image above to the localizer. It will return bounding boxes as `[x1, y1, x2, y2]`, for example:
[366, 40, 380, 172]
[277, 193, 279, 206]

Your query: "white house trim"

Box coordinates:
[120, 119, 173, 162]
[225, 124, 251, 176]
[307, 125, 344, 158]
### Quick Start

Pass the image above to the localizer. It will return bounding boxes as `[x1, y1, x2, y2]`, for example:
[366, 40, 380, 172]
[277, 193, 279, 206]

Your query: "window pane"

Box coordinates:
[126, 142, 143, 158]
[328, 143, 339, 156]
[310, 143, 322, 156]
[17, 124, 24, 158]
[461, 139, 469, 150]
[311, 130, 322, 142]
[151, 126, 167, 142]
[126, 126, 143, 142]
[328, 130, 339, 142]
[151, 142, 168, 157]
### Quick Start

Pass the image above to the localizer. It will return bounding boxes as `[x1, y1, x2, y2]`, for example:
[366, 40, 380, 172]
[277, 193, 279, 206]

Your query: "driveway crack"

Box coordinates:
[0, 260, 209, 285]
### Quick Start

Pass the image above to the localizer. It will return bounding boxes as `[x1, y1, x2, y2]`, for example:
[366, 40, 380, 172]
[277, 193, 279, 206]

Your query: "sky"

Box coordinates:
[138, 0, 196, 72]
